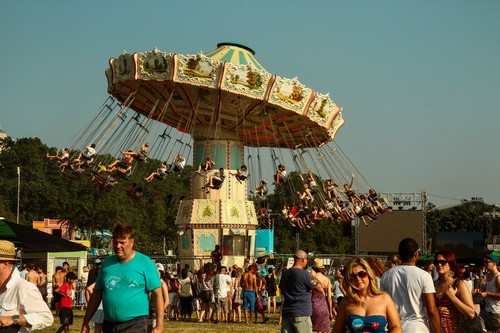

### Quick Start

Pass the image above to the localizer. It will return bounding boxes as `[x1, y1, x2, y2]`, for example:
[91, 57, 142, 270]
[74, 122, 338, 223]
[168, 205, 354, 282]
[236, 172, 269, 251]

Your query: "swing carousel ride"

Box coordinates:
[50, 42, 392, 269]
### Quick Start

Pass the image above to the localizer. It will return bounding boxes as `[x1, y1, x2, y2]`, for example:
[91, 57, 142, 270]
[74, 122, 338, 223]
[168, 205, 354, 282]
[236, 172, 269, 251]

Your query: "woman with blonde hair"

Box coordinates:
[332, 257, 401, 333]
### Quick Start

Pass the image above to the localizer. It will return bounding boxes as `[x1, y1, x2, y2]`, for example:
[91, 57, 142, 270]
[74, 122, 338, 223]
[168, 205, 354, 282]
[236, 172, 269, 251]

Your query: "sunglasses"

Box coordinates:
[433, 260, 449, 266]
[349, 270, 368, 280]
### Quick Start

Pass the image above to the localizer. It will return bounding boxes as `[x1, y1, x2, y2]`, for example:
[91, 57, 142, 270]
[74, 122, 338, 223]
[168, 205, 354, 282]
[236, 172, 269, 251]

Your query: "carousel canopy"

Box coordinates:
[105, 42, 344, 148]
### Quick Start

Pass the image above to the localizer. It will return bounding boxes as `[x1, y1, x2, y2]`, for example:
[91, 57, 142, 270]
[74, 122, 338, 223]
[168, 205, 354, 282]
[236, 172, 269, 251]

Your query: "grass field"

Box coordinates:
[39, 309, 285, 333]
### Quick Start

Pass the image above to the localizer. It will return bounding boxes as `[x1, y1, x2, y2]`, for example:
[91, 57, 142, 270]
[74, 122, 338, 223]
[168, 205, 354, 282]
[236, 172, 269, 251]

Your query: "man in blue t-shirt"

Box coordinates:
[279, 250, 324, 333]
[81, 224, 164, 333]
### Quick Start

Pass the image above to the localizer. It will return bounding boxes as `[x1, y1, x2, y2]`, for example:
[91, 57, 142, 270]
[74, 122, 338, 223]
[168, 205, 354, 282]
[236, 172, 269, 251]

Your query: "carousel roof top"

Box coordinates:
[205, 42, 267, 72]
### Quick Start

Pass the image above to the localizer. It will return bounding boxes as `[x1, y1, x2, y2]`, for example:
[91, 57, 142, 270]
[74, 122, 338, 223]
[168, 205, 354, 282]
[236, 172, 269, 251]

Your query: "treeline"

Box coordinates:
[0, 137, 187, 254]
[1, 137, 496, 256]
[0, 137, 355, 255]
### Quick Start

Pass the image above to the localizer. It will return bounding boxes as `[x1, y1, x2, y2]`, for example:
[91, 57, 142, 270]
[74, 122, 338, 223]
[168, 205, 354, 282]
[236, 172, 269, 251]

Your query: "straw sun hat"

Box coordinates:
[0, 240, 19, 261]
[312, 258, 325, 269]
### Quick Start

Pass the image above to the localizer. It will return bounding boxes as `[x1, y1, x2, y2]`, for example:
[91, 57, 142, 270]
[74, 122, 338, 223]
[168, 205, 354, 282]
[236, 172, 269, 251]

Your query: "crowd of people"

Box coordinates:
[157, 257, 278, 326]
[6, 224, 500, 333]
[6, 257, 99, 332]
[273, 239, 499, 333]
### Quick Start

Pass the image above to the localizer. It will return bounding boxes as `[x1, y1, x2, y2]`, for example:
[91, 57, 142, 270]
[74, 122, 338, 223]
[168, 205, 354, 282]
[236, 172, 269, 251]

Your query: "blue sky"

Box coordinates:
[2, 1, 499, 207]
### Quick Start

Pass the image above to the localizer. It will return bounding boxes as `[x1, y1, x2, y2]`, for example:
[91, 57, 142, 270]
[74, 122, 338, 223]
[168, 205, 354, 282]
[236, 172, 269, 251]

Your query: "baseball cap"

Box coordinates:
[94, 259, 102, 265]
[156, 263, 165, 272]
[485, 254, 499, 264]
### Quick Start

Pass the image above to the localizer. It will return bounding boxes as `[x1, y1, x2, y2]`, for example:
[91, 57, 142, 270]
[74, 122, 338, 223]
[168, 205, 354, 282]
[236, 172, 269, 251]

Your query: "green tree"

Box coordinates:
[0, 136, 360, 256]
[0, 136, 191, 255]
[426, 200, 498, 250]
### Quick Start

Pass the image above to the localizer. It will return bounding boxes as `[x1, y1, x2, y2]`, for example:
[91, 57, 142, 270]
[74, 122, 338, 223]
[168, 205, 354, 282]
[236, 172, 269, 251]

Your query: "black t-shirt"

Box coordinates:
[86, 268, 99, 287]
[211, 250, 222, 263]
[265, 275, 276, 291]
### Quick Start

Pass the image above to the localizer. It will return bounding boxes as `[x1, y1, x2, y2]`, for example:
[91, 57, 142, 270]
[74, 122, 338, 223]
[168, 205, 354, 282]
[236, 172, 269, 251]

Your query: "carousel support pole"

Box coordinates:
[16, 166, 20, 224]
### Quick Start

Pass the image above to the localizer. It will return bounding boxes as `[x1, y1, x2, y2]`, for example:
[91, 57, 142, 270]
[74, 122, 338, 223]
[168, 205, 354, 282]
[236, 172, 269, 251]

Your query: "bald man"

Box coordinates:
[279, 250, 324, 333]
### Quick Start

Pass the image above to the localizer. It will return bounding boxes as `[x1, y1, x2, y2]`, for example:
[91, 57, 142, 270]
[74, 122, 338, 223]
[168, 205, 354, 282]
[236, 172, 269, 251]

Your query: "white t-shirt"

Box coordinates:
[380, 265, 436, 332]
[174, 157, 186, 169]
[83, 146, 96, 158]
[213, 274, 231, 299]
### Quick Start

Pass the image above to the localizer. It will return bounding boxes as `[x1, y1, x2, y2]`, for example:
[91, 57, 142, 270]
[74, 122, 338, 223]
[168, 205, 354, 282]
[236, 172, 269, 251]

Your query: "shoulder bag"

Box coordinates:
[452, 279, 483, 333]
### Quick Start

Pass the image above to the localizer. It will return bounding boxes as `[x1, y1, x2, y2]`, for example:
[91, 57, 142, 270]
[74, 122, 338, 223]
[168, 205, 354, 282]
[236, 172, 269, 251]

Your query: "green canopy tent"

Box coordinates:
[0, 218, 88, 284]
[0, 218, 86, 253]
[418, 254, 435, 262]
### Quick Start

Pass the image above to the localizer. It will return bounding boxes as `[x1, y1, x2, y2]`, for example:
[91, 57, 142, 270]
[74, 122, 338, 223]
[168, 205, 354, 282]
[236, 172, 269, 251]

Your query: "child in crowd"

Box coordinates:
[257, 285, 269, 324]
[55, 271, 77, 333]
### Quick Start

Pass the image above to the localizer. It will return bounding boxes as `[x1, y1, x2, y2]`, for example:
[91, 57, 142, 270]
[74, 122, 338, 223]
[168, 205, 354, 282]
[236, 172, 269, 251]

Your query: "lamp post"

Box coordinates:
[16, 166, 20, 224]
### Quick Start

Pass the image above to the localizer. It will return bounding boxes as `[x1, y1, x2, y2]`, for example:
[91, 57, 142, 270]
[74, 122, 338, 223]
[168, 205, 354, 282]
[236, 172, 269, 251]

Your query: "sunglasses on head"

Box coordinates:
[349, 270, 368, 280]
[433, 259, 448, 266]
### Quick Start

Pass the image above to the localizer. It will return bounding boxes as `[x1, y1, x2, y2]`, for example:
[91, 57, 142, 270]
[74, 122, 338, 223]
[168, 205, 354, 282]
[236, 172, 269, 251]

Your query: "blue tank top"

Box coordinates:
[346, 314, 388, 332]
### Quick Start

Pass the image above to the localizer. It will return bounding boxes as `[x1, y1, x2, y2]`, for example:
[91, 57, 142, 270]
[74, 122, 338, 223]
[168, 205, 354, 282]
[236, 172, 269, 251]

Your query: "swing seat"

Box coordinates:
[136, 149, 148, 162]
[94, 174, 108, 185]
[170, 164, 183, 173]
[116, 166, 132, 180]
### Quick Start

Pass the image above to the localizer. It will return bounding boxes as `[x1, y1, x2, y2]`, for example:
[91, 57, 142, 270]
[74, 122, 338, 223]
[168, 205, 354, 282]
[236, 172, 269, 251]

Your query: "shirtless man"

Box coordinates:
[25, 263, 39, 285]
[52, 266, 66, 314]
[242, 264, 259, 324]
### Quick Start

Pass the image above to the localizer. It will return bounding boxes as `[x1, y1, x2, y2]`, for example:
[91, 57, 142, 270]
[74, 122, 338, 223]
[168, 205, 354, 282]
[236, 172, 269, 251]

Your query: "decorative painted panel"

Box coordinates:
[221, 63, 272, 100]
[194, 229, 217, 255]
[112, 52, 134, 83]
[308, 93, 340, 129]
[179, 231, 192, 254]
[194, 199, 219, 223]
[267, 77, 314, 114]
[174, 53, 222, 89]
[328, 110, 345, 141]
[221, 200, 247, 225]
[136, 49, 173, 81]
